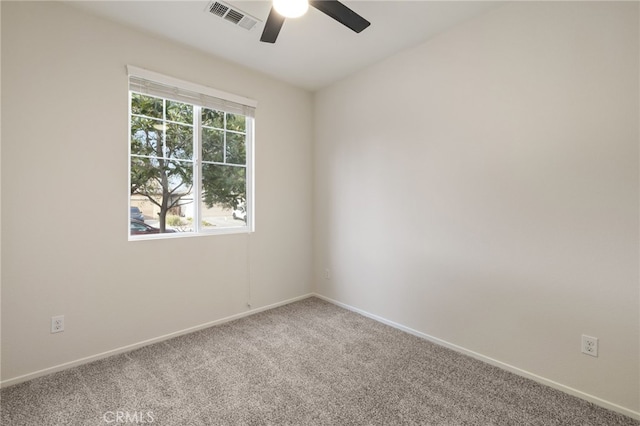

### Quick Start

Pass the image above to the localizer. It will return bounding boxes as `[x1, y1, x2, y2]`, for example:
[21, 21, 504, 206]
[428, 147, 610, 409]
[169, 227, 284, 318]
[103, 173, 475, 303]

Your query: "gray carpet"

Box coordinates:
[1, 297, 638, 425]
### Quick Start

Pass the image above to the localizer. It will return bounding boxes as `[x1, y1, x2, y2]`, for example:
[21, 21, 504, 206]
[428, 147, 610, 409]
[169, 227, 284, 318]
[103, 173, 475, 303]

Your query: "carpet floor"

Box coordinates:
[1, 297, 638, 425]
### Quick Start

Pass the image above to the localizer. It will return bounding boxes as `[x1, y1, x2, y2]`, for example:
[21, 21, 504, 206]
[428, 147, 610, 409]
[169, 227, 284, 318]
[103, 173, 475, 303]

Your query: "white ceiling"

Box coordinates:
[68, 1, 503, 91]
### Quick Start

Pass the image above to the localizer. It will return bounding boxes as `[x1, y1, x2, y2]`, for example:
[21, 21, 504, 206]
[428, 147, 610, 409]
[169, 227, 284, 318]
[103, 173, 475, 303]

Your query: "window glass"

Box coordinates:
[129, 90, 252, 238]
[202, 128, 224, 163]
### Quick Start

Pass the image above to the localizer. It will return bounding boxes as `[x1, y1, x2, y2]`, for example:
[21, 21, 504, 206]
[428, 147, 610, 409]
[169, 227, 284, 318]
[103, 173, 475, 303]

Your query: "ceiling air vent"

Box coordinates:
[206, 1, 260, 31]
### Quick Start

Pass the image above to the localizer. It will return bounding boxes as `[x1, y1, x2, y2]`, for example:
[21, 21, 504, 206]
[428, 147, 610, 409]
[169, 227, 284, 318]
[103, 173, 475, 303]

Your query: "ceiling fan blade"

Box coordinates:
[309, 0, 370, 33]
[260, 7, 286, 43]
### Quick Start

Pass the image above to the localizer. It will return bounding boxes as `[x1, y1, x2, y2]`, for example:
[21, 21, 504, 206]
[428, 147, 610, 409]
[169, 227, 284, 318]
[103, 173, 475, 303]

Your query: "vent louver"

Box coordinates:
[206, 1, 260, 31]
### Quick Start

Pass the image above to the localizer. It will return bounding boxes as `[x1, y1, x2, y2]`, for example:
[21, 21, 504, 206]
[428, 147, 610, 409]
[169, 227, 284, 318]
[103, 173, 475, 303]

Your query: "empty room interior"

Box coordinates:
[1, 0, 639, 424]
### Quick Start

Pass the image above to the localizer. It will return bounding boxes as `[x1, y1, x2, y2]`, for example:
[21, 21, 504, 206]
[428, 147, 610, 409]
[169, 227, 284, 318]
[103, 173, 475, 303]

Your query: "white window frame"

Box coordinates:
[127, 66, 257, 240]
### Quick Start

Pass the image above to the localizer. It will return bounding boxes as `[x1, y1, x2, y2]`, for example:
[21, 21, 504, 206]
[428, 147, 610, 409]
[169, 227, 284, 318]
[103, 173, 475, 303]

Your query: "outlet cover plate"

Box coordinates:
[581, 335, 598, 357]
[51, 315, 64, 333]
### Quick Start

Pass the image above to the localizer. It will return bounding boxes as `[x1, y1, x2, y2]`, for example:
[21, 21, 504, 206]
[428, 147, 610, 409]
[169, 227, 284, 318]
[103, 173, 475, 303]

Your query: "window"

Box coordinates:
[128, 66, 256, 238]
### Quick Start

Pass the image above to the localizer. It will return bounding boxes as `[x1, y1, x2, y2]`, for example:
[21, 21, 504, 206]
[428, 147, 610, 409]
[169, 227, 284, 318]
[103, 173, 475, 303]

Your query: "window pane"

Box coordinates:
[202, 108, 224, 129]
[201, 164, 247, 230]
[166, 123, 193, 160]
[166, 101, 193, 124]
[131, 158, 195, 195]
[130, 189, 195, 235]
[226, 132, 246, 165]
[131, 156, 159, 196]
[130, 157, 195, 235]
[202, 128, 224, 163]
[163, 185, 195, 233]
[131, 116, 163, 157]
[226, 113, 246, 132]
[131, 93, 163, 118]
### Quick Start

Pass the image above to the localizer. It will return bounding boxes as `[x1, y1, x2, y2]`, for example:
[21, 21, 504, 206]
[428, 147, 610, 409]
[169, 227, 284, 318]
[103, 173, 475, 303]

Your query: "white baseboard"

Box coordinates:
[0, 293, 314, 389]
[312, 293, 640, 421]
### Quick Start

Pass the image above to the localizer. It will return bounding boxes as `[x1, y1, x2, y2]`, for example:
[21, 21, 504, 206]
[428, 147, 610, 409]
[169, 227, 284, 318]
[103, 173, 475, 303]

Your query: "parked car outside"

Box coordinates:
[233, 204, 247, 222]
[130, 206, 144, 222]
[130, 219, 176, 235]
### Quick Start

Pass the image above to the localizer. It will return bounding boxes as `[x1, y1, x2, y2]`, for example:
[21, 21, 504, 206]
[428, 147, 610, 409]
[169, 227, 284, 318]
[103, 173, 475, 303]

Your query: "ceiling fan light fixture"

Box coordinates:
[273, 0, 309, 18]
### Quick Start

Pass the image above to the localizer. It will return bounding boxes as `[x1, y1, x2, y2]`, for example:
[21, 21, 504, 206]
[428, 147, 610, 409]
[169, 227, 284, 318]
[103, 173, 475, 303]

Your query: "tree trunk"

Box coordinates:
[158, 204, 168, 233]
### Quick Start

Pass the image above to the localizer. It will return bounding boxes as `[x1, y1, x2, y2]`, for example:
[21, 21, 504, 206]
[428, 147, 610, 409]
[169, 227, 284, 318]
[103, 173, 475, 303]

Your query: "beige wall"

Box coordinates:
[1, 2, 313, 381]
[314, 1, 639, 415]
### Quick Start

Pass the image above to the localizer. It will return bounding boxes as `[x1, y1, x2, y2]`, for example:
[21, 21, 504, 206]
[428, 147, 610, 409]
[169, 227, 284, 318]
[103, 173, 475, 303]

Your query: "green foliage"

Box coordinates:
[201, 164, 246, 211]
[167, 100, 193, 124]
[202, 109, 245, 132]
[225, 132, 246, 164]
[131, 93, 162, 118]
[202, 108, 224, 128]
[226, 113, 246, 132]
[202, 128, 224, 162]
[166, 215, 185, 226]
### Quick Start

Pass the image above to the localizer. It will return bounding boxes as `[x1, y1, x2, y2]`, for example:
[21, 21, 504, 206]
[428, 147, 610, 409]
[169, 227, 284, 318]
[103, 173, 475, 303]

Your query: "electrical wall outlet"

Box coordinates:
[51, 315, 64, 333]
[324, 268, 331, 280]
[581, 335, 598, 357]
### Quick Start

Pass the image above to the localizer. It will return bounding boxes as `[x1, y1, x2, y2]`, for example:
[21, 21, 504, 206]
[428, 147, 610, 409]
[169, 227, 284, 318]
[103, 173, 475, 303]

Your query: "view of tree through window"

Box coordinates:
[130, 92, 251, 237]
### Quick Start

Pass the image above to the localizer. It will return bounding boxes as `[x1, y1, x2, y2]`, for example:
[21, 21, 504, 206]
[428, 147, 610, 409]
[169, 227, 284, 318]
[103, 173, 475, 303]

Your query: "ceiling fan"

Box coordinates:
[260, 0, 371, 44]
